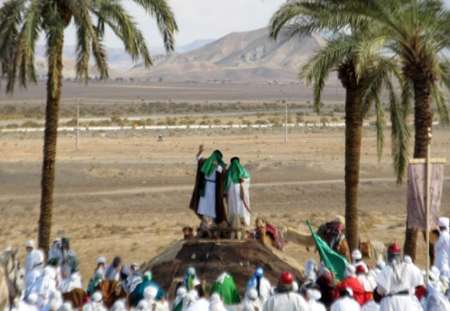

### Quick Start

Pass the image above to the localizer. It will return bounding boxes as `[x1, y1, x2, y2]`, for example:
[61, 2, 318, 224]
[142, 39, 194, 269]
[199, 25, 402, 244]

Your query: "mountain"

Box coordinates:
[127, 27, 325, 82]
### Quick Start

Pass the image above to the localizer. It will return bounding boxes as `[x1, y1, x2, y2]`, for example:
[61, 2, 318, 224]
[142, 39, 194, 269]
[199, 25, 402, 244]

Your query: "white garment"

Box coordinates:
[34, 267, 58, 309]
[362, 301, 380, 311]
[330, 297, 361, 311]
[197, 166, 222, 220]
[24, 267, 43, 299]
[209, 293, 227, 311]
[59, 272, 82, 293]
[241, 298, 262, 311]
[308, 300, 326, 311]
[425, 283, 450, 311]
[248, 277, 272, 305]
[25, 250, 40, 276]
[358, 273, 377, 292]
[263, 292, 308, 311]
[435, 230, 450, 277]
[376, 262, 424, 311]
[82, 302, 107, 311]
[226, 178, 251, 226]
[185, 298, 210, 311]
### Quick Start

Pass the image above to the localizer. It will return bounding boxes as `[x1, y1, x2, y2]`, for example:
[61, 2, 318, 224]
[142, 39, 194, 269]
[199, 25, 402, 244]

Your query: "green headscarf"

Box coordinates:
[225, 157, 250, 191]
[200, 150, 226, 177]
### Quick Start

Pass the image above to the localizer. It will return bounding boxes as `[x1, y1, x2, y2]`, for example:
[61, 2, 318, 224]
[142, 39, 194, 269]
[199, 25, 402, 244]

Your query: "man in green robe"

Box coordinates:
[189, 145, 227, 225]
[225, 157, 251, 229]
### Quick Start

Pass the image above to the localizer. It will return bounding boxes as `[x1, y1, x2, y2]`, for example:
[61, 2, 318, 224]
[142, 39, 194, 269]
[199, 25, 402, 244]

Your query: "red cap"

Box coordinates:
[388, 243, 401, 255]
[279, 272, 294, 285]
[355, 265, 366, 275]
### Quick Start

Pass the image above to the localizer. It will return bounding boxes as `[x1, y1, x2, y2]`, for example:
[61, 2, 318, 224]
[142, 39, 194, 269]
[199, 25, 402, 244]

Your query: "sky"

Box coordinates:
[67, 0, 286, 49]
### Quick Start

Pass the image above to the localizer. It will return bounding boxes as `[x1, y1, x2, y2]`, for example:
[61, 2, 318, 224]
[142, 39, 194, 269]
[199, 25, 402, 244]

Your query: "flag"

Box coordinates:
[307, 221, 348, 280]
[211, 273, 241, 305]
[407, 163, 445, 230]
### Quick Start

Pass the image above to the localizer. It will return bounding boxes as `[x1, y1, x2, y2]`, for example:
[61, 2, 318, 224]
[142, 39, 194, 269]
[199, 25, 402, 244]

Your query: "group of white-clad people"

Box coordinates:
[14, 226, 450, 311]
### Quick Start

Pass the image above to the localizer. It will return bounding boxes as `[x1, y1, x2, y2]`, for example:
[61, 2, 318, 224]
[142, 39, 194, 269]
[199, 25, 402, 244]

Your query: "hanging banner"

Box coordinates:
[407, 163, 445, 230]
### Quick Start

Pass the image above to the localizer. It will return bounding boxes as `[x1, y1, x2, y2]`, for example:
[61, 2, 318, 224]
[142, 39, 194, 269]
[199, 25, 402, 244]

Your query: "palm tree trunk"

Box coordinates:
[403, 73, 433, 261]
[38, 31, 64, 254]
[344, 87, 363, 252]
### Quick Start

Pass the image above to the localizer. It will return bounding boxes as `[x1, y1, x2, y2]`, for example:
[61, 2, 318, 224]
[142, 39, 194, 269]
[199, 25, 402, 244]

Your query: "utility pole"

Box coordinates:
[425, 127, 432, 285]
[284, 101, 288, 144]
[76, 99, 80, 150]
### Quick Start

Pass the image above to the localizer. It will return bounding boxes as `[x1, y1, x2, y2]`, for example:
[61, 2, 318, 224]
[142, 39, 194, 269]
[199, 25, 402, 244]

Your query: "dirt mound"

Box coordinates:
[141, 239, 303, 298]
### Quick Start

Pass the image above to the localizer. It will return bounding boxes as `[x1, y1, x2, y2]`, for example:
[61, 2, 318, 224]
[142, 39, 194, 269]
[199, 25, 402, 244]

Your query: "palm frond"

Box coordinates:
[131, 0, 178, 52]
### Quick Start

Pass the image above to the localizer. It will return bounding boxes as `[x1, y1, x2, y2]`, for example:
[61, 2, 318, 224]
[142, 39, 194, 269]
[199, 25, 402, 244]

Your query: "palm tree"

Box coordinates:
[0, 0, 178, 254]
[270, 1, 409, 251]
[341, 0, 450, 260]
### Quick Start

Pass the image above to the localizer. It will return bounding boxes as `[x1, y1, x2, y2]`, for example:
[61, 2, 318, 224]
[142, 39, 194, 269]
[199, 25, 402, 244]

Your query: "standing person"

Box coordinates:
[87, 257, 107, 295]
[263, 272, 308, 311]
[225, 157, 251, 230]
[331, 288, 361, 311]
[105, 257, 122, 282]
[375, 243, 423, 311]
[241, 289, 262, 311]
[336, 265, 367, 306]
[246, 267, 272, 305]
[59, 238, 79, 280]
[24, 240, 39, 277]
[24, 250, 45, 301]
[189, 146, 227, 226]
[434, 217, 450, 277]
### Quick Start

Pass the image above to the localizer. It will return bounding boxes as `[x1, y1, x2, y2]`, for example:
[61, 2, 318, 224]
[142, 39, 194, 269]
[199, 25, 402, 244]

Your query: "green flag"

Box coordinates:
[306, 221, 348, 280]
[211, 273, 241, 305]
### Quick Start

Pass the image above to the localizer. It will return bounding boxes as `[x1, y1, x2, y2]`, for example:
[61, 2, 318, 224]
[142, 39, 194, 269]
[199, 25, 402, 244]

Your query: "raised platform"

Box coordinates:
[141, 239, 303, 298]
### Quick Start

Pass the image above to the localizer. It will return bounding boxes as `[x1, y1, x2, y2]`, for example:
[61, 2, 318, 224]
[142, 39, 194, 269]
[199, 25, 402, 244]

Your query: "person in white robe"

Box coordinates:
[182, 289, 199, 310]
[24, 241, 39, 277]
[424, 266, 450, 311]
[185, 292, 209, 311]
[82, 292, 107, 311]
[362, 300, 380, 311]
[263, 272, 308, 311]
[305, 289, 326, 311]
[434, 217, 450, 278]
[246, 267, 272, 305]
[59, 270, 82, 294]
[143, 286, 169, 311]
[241, 288, 262, 311]
[225, 157, 251, 228]
[24, 250, 45, 301]
[48, 239, 62, 265]
[209, 293, 227, 311]
[375, 243, 423, 311]
[105, 257, 122, 282]
[352, 250, 369, 274]
[331, 288, 361, 311]
[111, 299, 127, 311]
[34, 266, 58, 309]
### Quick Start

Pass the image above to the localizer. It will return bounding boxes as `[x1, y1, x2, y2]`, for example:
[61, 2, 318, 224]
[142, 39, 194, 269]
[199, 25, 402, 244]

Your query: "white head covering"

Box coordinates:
[96, 256, 106, 265]
[351, 249, 362, 261]
[292, 281, 299, 292]
[92, 291, 103, 303]
[345, 265, 356, 277]
[247, 288, 258, 300]
[32, 250, 45, 266]
[111, 299, 127, 311]
[26, 240, 35, 249]
[404, 255, 413, 264]
[58, 302, 73, 311]
[306, 289, 322, 301]
[28, 293, 38, 305]
[144, 286, 158, 300]
[439, 217, 450, 229]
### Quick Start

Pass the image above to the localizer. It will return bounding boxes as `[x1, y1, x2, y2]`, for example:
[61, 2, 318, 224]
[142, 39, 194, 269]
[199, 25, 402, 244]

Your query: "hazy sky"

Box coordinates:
[68, 0, 286, 49]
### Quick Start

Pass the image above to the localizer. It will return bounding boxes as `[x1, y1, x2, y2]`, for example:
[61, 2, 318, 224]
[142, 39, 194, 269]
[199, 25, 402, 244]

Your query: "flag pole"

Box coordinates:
[425, 127, 432, 285]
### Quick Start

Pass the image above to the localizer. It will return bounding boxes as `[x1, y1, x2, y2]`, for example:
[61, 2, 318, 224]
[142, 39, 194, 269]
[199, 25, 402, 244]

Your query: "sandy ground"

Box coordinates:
[1, 127, 449, 282]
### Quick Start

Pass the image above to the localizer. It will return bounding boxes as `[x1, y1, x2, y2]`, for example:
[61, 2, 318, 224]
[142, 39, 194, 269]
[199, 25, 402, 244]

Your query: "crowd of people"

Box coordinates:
[11, 215, 450, 311]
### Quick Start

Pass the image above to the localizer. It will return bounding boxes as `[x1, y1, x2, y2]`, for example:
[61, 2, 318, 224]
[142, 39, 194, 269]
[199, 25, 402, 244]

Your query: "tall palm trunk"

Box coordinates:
[38, 30, 64, 254]
[344, 87, 363, 251]
[339, 62, 363, 252]
[403, 71, 433, 261]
